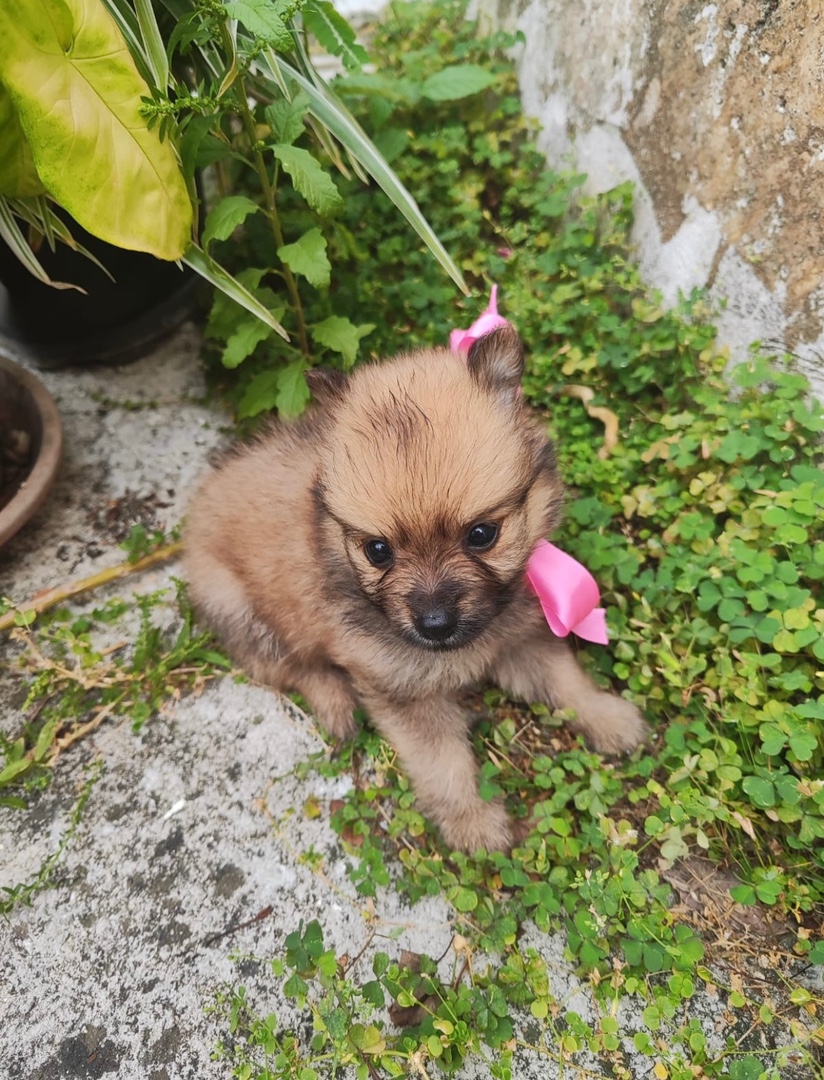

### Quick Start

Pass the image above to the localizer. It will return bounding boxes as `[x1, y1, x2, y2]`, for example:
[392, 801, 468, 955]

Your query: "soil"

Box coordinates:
[0, 402, 35, 513]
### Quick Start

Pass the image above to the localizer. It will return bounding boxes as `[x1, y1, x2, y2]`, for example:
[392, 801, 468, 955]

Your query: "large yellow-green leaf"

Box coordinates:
[0, 0, 192, 259]
[0, 87, 44, 197]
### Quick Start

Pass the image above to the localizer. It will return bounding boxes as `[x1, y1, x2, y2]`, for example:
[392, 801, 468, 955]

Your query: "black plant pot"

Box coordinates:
[0, 217, 202, 369]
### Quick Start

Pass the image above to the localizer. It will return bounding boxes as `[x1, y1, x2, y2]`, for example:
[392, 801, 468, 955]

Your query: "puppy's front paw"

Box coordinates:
[317, 706, 358, 742]
[583, 693, 648, 755]
[439, 799, 513, 854]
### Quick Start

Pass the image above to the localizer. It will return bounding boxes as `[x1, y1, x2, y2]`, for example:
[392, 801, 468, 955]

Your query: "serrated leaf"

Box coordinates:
[202, 195, 259, 247]
[265, 93, 310, 146]
[237, 368, 280, 419]
[222, 316, 274, 369]
[273, 144, 343, 216]
[303, 1, 367, 71]
[278, 227, 331, 288]
[311, 316, 373, 367]
[225, 0, 293, 50]
[421, 63, 497, 102]
[0, 0, 192, 257]
[258, 50, 467, 294]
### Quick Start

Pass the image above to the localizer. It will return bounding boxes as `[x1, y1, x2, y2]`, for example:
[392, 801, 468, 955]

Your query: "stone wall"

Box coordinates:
[476, 0, 824, 394]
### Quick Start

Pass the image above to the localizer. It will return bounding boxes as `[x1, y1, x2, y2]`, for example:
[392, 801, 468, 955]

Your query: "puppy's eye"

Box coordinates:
[466, 522, 499, 551]
[363, 538, 394, 568]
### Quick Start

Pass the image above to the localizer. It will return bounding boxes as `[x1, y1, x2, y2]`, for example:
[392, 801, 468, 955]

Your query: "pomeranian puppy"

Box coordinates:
[183, 328, 646, 852]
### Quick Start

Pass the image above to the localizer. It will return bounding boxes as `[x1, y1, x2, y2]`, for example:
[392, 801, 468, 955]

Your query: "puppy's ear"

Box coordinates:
[466, 327, 524, 405]
[305, 367, 348, 405]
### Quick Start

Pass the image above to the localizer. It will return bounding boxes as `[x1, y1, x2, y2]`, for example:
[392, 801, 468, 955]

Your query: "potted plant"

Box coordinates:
[0, 0, 466, 372]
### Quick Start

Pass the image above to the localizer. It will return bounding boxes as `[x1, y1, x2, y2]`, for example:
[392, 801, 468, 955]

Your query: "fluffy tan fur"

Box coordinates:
[183, 328, 646, 852]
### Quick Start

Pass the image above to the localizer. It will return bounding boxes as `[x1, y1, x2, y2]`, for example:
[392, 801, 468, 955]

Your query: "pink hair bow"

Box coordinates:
[450, 284, 510, 353]
[450, 288, 609, 644]
[525, 540, 609, 644]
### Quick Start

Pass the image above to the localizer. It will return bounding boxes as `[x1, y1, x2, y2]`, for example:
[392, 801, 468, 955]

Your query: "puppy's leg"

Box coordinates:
[361, 693, 512, 853]
[281, 661, 358, 740]
[492, 637, 647, 754]
[186, 556, 357, 737]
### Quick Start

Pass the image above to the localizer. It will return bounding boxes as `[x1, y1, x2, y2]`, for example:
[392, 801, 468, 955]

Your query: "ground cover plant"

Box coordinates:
[1, 1, 822, 1077]
[207, 2, 823, 1076]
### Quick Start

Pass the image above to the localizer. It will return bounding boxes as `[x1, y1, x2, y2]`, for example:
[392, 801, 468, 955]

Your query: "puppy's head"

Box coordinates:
[311, 328, 563, 650]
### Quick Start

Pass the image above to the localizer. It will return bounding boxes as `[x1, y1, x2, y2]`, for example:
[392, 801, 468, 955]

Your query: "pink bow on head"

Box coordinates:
[450, 287, 609, 645]
[449, 284, 510, 353]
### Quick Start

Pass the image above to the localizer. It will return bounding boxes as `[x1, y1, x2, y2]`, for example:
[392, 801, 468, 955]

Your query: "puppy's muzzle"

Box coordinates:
[413, 606, 459, 643]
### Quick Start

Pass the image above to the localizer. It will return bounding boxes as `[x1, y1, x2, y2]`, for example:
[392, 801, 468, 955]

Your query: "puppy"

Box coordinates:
[183, 328, 646, 852]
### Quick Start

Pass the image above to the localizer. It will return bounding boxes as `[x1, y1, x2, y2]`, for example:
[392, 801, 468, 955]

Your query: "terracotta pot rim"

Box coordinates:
[0, 352, 63, 549]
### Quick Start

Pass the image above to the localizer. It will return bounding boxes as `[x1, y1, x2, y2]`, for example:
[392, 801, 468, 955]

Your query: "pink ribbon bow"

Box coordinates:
[450, 288, 609, 644]
[525, 540, 609, 644]
[449, 284, 510, 353]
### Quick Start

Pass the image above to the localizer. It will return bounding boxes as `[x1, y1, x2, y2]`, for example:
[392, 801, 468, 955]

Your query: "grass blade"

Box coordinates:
[134, 0, 170, 89]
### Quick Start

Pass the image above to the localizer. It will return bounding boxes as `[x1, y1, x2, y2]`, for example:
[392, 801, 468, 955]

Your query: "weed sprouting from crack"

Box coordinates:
[0, 576, 231, 808]
[0, 759, 102, 918]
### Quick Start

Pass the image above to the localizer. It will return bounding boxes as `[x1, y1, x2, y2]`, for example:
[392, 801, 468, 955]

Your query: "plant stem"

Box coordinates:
[0, 542, 183, 634]
[228, 46, 312, 360]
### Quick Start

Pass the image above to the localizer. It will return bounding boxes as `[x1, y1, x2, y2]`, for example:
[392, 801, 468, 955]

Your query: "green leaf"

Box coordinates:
[265, 93, 310, 146]
[0, 756, 31, 787]
[451, 886, 479, 912]
[184, 245, 289, 338]
[202, 195, 259, 248]
[0, 87, 44, 196]
[302, 1, 367, 71]
[273, 144, 343, 216]
[0, 199, 76, 287]
[311, 316, 373, 367]
[237, 369, 278, 419]
[730, 884, 756, 905]
[728, 1056, 765, 1080]
[788, 731, 817, 761]
[772, 628, 798, 653]
[33, 718, 59, 763]
[222, 316, 274, 369]
[258, 51, 468, 294]
[276, 361, 311, 418]
[225, 0, 293, 50]
[421, 63, 497, 102]
[754, 879, 782, 905]
[0, 0, 192, 257]
[742, 775, 775, 808]
[758, 723, 786, 756]
[278, 227, 331, 288]
[348, 1024, 386, 1053]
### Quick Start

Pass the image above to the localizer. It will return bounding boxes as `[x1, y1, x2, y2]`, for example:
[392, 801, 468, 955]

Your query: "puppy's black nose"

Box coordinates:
[414, 608, 458, 642]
